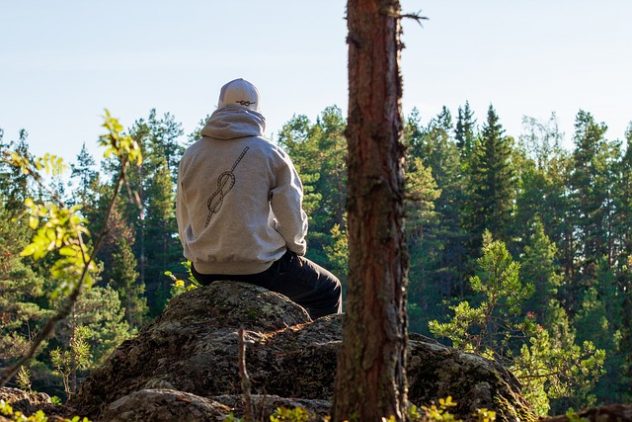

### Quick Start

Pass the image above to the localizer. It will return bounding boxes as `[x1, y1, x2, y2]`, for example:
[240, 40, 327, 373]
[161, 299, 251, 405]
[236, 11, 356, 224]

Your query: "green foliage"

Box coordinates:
[20, 198, 96, 297]
[403, 110, 465, 333]
[0, 398, 90, 421]
[454, 101, 476, 159]
[323, 224, 349, 283]
[277, 107, 347, 279]
[107, 236, 147, 327]
[430, 232, 531, 356]
[98, 109, 142, 166]
[465, 105, 516, 251]
[269, 406, 310, 422]
[512, 307, 606, 415]
[520, 217, 562, 326]
[0, 110, 141, 392]
[68, 286, 133, 365]
[119, 109, 183, 315]
[2, 103, 632, 409]
[50, 325, 91, 398]
[431, 232, 605, 415]
[420, 396, 459, 421]
[165, 268, 198, 299]
[16, 366, 31, 392]
[0, 208, 50, 365]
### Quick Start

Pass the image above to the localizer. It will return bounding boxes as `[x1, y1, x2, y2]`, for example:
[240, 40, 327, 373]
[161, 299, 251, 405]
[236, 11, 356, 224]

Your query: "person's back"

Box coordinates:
[176, 79, 342, 319]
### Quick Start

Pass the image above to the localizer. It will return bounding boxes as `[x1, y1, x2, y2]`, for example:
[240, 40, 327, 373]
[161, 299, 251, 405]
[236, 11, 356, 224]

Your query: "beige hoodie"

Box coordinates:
[176, 105, 308, 275]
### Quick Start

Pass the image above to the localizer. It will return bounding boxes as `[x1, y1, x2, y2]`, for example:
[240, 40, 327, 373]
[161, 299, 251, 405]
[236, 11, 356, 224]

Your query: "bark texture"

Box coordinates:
[332, 0, 408, 420]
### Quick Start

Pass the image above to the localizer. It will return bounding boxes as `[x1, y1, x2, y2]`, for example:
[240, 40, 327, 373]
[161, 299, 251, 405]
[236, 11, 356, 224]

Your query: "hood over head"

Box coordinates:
[201, 105, 266, 140]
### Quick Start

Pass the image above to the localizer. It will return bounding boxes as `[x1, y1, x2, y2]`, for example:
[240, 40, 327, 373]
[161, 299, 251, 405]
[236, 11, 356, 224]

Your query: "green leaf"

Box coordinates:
[20, 243, 38, 257]
[29, 216, 39, 230]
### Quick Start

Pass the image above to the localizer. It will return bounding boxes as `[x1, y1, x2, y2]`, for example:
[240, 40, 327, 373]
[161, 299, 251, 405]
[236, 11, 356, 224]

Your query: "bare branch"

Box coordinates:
[238, 328, 255, 422]
[399, 11, 428, 27]
[380, 7, 429, 27]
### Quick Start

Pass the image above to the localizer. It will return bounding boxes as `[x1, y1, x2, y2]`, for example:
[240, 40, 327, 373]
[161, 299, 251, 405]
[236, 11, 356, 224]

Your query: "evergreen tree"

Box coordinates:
[51, 286, 133, 398]
[404, 108, 424, 160]
[573, 259, 625, 402]
[119, 110, 184, 314]
[569, 111, 611, 284]
[614, 126, 632, 398]
[0, 209, 50, 387]
[143, 157, 180, 313]
[403, 108, 469, 329]
[466, 105, 516, 253]
[454, 101, 476, 159]
[0, 130, 33, 214]
[404, 157, 441, 333]
[520, 217, 562, 326]
[332, 1, 408, 417]
[69, 143, 98, 209]
[107, 237, 147, 328]
[430, 231, 531, 357]
[424, 111, 469, 298]
[431, 232, 605, 415]
[278, 107, 347, 275]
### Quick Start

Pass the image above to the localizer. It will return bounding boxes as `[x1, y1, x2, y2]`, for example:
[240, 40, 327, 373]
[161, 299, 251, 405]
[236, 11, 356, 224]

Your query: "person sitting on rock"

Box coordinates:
[176, 78, 342, 320]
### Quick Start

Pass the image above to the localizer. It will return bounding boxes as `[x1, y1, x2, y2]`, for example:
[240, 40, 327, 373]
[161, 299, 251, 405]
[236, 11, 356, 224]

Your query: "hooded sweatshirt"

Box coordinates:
[176, 105, 308, 275]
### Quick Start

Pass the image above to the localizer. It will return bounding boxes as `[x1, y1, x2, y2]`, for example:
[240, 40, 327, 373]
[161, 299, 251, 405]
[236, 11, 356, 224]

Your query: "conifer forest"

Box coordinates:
[0, 103, 631, 416]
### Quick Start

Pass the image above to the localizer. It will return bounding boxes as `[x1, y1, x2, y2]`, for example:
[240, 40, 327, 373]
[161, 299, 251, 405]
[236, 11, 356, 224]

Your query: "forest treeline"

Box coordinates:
[0, 104, 630, 415]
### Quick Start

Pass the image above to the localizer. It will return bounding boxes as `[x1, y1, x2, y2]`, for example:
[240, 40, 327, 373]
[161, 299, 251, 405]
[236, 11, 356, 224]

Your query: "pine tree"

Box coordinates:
[520, 217, 562, 326]
[332, 0, 408, 418]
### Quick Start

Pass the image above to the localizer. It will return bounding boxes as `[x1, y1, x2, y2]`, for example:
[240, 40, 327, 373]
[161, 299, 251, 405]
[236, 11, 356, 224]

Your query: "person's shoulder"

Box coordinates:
[180, 139, 205, 162]
[246, 137, 289, 159]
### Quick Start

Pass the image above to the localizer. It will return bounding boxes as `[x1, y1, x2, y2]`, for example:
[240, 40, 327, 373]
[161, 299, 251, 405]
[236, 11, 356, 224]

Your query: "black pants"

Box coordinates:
[191, 251, 342, 320]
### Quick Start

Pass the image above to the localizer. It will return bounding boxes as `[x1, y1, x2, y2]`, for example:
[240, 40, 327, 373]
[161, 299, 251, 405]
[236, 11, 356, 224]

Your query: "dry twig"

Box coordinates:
[238, 328, 256, 422]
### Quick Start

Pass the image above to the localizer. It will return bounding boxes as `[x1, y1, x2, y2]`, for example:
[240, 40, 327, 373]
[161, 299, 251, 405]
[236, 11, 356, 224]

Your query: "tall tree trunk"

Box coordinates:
[332, 0, 408, 421]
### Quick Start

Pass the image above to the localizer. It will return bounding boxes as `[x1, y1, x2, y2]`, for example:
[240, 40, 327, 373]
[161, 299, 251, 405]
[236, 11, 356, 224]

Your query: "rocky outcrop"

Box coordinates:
[70, 281, 535, 421]
[0, 387, 64, 419]
[99, 389, 231, 422]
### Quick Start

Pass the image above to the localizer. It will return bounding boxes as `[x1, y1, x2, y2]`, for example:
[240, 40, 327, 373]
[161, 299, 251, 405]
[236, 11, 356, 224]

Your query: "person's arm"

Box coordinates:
[175, 161, 189, 249]
[270, 153, 308, 255]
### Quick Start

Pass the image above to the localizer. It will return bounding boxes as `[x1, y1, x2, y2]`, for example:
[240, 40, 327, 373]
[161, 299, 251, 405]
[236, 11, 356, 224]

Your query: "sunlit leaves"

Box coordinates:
[9, 151, 66, 176]
[19, 199, 95, 296]
[98, 109, 143, 166]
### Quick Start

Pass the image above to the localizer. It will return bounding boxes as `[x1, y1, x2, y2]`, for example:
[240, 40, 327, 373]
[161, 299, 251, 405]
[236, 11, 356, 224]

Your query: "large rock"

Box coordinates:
[99, 389, 231, 422]
[0, 387, 65, 420]
[71, 281, 536, 421]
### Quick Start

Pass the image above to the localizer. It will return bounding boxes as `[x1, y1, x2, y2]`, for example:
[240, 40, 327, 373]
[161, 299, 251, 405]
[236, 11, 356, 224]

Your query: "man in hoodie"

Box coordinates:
[176, 78, 342, 319]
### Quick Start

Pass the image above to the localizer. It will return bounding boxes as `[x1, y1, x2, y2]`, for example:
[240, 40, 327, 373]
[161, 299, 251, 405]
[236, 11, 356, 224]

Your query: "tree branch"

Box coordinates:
[238, 328, 255, 422]
[0, 158, 129, 387]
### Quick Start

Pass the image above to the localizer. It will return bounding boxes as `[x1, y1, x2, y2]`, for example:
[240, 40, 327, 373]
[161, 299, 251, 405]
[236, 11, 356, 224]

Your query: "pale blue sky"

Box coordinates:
[1, 1, 630, 162]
